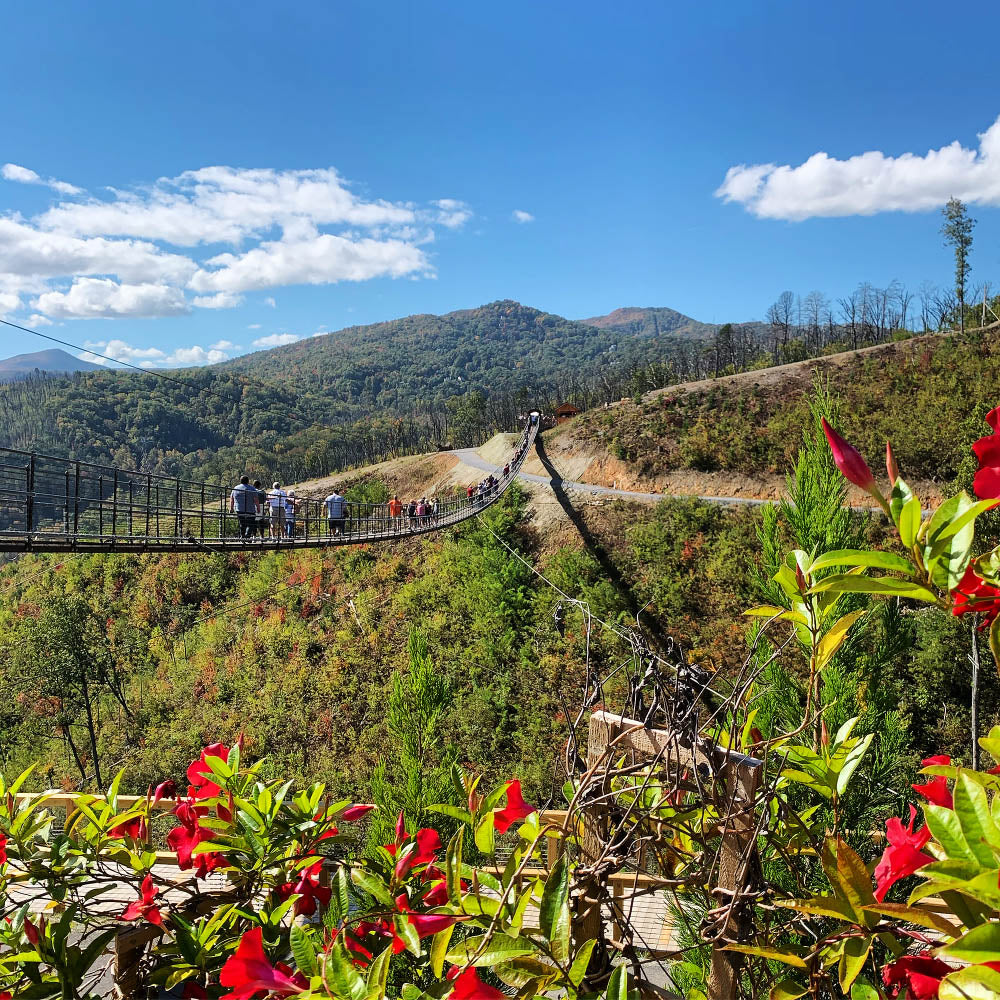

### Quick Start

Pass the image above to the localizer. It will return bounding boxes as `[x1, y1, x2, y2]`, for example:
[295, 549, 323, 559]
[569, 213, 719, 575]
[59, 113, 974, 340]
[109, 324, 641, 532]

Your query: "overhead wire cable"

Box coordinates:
[474, 513, 728, 699]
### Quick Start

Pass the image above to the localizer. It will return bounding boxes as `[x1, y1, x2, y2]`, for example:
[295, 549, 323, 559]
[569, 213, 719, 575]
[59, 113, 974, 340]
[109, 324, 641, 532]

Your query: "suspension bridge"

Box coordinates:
[0, 414, 540, 553]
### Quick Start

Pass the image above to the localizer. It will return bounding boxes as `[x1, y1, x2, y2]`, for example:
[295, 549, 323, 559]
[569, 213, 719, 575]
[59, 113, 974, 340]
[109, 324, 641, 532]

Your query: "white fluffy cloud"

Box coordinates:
[190, 234, 430, 294]
[0, 291, 19, 316]
[2, 162, 81, 196]
[512, 209, 535, 223]
[191, 291, 243, 309]
[34, 278, 190, 319]
[716, 115, 1000, 220]
[0, 164, 469, 325]
[80, 338, 230, 368]
[432, 199, 473, 229]
[252, 332, 304, 348]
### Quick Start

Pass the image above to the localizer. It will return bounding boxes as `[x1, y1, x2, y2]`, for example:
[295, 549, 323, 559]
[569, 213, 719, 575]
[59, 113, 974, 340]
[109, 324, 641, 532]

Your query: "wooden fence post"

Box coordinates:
[575, 712, 613, 953]
[706, 760, 762, 1000]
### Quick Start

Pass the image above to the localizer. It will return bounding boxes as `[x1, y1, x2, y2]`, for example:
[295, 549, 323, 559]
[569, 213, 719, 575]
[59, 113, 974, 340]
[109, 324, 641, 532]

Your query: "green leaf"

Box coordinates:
[860, 902, 960, 936]
[953, 772, 1000, 866]
[568, 939, 596, 987]
[816, 609, 867, 671]
[770, 980, 807, 1000]
[428, 804, 473, 824]
[351, 868, 395, 907]
[810, 575, 938, 602]
[925, 803, 977, 865]
[445, 934, 537, 966]
[538, 855, 571, 962]
[940, 920, 1000, 964]
[365, 943, 391, 1000]
[834, 838, 877, 927]
[325, 940, 368, 1000]
[923, 491, 990, 592]
[604, 966, 628, 1000]
[939, 964, 1000, 1000]
[743, 605, 808, 626]
[851, 981, 880, 1000]
[429, 923, 454, 979]
[838, 936, 871, 993]
[900, 498, 922, 549]
[290, 924, 319, 978]
[836, 733, 874, 796]
[725, 944, 807, 968]
[393, 913, 421, 958]
[445, 827, 464, 904]
[474, 812, 495, 855]
[810, 549, 916, 574]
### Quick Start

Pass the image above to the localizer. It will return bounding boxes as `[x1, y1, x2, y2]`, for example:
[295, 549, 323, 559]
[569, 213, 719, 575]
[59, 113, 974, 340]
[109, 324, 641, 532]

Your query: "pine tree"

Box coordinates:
[941, 197, 976, 333]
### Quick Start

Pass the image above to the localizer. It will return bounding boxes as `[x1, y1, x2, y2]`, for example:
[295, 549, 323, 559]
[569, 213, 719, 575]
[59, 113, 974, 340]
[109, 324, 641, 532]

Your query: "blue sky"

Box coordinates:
[1, 0, 1000, 366]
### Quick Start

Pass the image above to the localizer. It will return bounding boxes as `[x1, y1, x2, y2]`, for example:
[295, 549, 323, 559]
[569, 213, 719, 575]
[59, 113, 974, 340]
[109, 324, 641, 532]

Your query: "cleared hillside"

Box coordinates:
[534, 325, 1000, 501]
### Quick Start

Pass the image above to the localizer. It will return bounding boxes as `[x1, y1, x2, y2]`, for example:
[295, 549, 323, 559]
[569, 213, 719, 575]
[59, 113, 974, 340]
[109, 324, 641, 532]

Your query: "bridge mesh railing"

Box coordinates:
[0, 415, 539, 552]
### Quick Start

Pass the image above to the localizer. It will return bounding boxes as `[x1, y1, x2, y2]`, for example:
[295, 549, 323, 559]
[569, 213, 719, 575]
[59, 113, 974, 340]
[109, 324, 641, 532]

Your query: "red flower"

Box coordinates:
[186, 743, 230, 799]
[332, 927, 375, 967]
[276, 862, 331, 916]
[0, 833, 7, 866]
[447, 966, 506, 1000]
[913, 755, 953, 809]
[152, 779, 178, 805]
[821, 418, 879, 496]
[341, 804, 375, 822]
[166, 799, 224, 878]
[121, 874, 163, 927]
[874, 806, 932, 902]
[219, 928, 307, 1000]
[952, 565, 1000, 631]
[882, 952, 955, 998]
[183, 984, 208, 1000]
[23, 917, 42, 946]
[0, 992, 12, 1000]
[387, 826, 442, 880]
[110, 815, 148, 841]
[972, 405, 1000, 500]
[886, 439, 900, 485]
[493, 781, 535, 833]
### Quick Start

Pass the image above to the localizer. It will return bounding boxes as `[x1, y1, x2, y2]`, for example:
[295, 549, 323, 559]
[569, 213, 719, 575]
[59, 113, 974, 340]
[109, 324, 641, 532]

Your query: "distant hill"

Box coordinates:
[219, 300, 651, 397]
[580, 306, 719, 341]
[0, 348, 102, 381]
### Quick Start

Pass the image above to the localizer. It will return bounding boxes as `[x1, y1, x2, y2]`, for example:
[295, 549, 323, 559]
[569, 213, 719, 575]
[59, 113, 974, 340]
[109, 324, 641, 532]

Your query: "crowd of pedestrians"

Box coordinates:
[228, 412, 539, 542]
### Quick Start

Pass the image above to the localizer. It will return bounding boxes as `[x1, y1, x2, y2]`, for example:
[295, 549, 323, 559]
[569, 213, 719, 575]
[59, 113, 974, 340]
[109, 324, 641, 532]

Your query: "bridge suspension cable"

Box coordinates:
[0, 414, 540, 553]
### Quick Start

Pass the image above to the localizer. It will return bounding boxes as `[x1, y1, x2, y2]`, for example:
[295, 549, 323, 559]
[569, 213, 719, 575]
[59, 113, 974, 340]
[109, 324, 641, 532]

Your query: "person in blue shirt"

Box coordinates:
[324, 489, 346, 536]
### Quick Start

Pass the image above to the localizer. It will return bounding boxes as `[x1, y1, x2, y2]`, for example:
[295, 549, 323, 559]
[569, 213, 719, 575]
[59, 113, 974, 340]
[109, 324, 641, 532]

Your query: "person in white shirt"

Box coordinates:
[268, 481, 287, 538]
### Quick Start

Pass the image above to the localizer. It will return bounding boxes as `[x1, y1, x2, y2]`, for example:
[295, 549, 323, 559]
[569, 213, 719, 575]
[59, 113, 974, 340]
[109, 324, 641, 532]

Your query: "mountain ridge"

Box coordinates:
[0, 347, 103, 381]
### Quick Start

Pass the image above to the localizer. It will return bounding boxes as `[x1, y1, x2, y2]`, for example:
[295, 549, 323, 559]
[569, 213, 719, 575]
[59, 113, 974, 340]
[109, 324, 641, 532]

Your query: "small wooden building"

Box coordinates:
[554, 402, 581, 424]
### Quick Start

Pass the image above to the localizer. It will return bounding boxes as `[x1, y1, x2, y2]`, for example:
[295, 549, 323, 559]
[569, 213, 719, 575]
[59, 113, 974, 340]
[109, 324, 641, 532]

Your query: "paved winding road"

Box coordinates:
[451, 447, 769, 507]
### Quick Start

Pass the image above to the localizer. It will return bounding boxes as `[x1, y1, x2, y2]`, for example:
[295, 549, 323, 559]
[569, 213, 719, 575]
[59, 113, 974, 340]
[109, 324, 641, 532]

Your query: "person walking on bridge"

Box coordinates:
[268, 482, 287, 538]
[387, 494, 403, 531]
[324, 488, 346, 536]
[230, 476, 259, 539]
[253, 481, 267, 538]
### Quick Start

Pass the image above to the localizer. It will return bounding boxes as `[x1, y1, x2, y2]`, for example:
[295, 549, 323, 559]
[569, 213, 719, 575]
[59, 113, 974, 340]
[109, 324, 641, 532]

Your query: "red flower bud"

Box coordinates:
[821, 418, 879, 496]
[886, 440, 899, 485]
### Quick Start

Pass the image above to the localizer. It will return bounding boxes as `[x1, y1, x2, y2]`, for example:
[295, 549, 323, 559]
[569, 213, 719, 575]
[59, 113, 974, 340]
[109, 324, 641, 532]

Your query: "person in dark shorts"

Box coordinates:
[324, 489, 346, 535]
[253, 481, 267, 538]
[230, 476, 259, 539]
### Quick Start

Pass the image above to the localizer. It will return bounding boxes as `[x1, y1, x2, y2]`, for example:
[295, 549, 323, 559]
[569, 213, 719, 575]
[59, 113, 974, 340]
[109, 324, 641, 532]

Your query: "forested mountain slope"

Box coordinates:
[0, 300, 736, 481]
